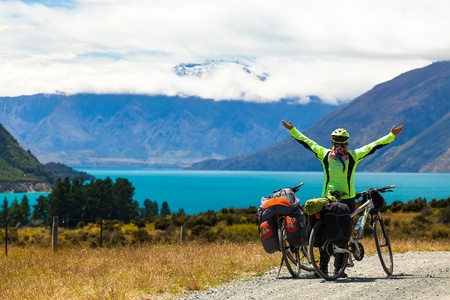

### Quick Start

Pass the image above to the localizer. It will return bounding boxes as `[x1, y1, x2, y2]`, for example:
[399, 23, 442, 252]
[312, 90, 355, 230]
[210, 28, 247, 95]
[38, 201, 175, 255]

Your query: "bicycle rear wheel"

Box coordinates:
[278, 218, 301, 277]
[309, 219, 348, 281]
[373, 216, 393, 275]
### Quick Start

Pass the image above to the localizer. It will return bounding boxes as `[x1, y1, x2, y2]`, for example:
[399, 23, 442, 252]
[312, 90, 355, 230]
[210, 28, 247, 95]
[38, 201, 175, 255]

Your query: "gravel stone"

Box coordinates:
[175, 252, 450, 300]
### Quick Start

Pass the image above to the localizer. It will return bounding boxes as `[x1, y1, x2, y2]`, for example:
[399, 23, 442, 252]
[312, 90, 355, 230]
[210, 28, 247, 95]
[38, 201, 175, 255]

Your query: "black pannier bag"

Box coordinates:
[259, 217, 279, 254]
[323, 202, 352, 243]
[258, 197, 291, 254]
[258, 187, 306, 253]
[285, 207, 308, 247]
[370, 190, 386, 213]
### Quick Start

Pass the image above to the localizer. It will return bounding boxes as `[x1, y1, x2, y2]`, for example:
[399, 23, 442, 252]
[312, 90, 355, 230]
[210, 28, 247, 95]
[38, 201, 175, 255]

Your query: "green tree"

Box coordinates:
[85, 177, 114, 220]
[160, 201, 171, 218]
[141, 199, 159, 221]
[31, 195, 49, 223]
[70, 177, 86, 221]
[20, 195, 31, 226]
[9, 197, 24, 227]
[111, 177, 136, 222]
[48, 177, 78, 227]
[45, 176, 139, 227]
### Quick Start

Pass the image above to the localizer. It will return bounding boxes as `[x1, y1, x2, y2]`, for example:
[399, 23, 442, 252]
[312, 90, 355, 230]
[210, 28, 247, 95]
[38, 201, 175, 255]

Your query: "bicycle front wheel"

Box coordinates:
[278, 218, 301, 277]
[309, 219, 348, 281]
[373, 216, 393, 275]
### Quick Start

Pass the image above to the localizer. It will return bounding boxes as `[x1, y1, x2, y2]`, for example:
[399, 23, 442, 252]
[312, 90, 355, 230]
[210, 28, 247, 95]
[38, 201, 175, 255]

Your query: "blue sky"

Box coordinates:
[1, 0, 449, 103]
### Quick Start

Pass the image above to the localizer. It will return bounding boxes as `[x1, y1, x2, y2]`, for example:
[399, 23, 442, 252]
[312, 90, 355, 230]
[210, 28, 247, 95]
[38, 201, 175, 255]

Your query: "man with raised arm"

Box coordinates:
[281, 120, 403, 277]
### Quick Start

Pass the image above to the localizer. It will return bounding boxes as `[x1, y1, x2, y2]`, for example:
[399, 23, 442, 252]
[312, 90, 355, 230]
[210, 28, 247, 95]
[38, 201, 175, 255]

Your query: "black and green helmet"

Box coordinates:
[331, 128, 350, 143]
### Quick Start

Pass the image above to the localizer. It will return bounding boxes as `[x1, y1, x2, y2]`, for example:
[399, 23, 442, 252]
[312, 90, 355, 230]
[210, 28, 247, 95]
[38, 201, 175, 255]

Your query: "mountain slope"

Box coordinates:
[189, 61, 450, 172]
[0, 123, 54, 192]
[0, 95, 337, 168]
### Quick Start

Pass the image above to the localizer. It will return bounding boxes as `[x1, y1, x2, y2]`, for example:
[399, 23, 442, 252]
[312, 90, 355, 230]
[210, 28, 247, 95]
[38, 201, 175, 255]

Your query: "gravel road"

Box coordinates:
[176, 252, 450, 300]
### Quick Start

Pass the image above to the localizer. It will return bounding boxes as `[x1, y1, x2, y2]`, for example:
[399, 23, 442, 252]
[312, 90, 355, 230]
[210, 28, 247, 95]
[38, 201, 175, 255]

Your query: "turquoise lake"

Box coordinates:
[2, 170, 448, 215]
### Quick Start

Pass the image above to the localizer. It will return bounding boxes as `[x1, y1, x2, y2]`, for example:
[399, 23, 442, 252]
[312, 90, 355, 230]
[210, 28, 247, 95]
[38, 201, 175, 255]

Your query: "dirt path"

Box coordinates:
[176, 252, 450, 300]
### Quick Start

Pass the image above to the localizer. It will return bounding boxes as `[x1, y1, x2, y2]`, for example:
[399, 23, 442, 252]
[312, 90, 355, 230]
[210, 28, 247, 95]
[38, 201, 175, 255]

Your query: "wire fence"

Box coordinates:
[0, 217, 187, 257]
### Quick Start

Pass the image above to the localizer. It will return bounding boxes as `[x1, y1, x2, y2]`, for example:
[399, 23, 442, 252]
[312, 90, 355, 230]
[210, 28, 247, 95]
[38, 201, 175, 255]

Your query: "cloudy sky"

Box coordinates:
[1, 0, 449, 104]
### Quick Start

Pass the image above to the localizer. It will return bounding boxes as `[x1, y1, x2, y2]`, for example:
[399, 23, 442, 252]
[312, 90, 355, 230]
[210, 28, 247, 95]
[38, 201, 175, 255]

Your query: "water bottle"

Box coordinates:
[354, 216, 364, 232]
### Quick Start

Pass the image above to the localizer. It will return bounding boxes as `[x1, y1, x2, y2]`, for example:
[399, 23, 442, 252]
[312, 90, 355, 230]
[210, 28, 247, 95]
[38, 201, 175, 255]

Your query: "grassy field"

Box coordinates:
[1, 242, 279, 300]
[1, 239, 449, 299]
[1, 210, 449, 299]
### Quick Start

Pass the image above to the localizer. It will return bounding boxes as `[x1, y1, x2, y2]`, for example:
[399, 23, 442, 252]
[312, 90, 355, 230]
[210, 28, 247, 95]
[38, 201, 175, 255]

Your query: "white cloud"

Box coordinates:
[0, 0, 449, 103]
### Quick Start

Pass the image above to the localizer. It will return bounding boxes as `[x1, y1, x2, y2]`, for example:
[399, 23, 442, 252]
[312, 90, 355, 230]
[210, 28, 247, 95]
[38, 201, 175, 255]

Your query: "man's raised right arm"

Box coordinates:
[281, 120, 326, 159]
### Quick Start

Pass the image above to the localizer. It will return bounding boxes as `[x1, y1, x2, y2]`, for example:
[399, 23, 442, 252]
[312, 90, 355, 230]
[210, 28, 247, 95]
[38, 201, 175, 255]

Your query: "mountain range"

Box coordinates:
[189, 61, 450, 173]
[174, 59, 269, 81]
[0, 94, 337, 168]
[1, 61, 449, 174]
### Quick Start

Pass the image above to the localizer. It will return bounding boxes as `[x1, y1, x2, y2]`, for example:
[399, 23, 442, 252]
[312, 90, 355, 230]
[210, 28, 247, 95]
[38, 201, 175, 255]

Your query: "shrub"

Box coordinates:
[108, 230, 125, 246]
[401, 221, 411, 235]
[438, 206, 450, 224]
[412, 215, 431, 225]
[429, 197, 450, 209]
[420, 206, 433, 216]
[191, 224, 208, 236]
[154, 217, 173, 230]
[431, 227, 450, 239]
[403, 198, 427, 212]
[389, 201, 404, 213]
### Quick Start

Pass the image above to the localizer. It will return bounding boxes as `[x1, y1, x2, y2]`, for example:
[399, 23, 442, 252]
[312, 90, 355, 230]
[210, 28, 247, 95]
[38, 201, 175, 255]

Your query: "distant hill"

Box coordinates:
[0, 94, 337, 168]
[43, 162, 96, 181]
[0, 123, 54, 192]
[188, 61, 450, 173]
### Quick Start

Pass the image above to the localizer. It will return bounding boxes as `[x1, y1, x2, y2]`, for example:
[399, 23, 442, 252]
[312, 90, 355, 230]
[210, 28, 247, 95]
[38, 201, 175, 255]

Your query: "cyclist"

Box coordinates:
[281, 120, 403, 277]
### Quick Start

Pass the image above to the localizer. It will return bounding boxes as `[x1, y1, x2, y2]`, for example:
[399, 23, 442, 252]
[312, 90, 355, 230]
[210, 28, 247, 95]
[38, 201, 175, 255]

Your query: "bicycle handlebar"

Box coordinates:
[271, 182, 304, 195]
[292, 182, 304, 193]
[355, 185, 396, 199]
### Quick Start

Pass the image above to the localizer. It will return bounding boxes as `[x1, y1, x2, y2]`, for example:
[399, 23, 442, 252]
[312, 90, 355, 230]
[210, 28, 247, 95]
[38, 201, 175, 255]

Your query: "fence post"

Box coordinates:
[180, 225, 185, 243]
[52, 216, 59, 252]
[4, 220, 7, 257]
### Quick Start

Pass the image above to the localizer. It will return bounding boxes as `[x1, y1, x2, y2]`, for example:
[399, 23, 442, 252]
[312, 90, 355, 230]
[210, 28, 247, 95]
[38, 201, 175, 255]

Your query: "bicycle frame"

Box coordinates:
[348, 196, 374, 251]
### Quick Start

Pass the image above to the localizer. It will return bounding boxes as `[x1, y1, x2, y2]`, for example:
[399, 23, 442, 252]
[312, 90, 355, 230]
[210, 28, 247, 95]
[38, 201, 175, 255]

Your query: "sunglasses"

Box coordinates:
[331, 135, 349, 143]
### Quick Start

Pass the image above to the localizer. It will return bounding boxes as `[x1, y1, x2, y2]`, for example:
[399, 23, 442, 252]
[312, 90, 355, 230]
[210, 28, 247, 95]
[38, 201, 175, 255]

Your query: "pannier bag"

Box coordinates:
[304, 196, 338, 215]
[258, 197, 295, 221]
[285, 207, 308, 247]
[370, 190, 386, 213]
[259, 218, 279, 254]
[258, 187, 300, 222]
[267, 187, 299, 206]
[258, 188, 306, 253]
[323, 202, 352, 243]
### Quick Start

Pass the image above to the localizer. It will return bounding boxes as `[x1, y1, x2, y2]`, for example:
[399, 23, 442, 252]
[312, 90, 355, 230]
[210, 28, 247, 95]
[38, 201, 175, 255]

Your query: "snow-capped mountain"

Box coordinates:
[173, 60, 269, 81]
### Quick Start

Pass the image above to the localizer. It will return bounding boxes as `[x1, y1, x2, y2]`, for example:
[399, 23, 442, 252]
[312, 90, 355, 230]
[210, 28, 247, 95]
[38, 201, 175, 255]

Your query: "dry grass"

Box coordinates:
[358, 236, 450, 256]
[1, 209, 449, 299]
[2, 236, 448, 300]
[0, 242, 279, 300]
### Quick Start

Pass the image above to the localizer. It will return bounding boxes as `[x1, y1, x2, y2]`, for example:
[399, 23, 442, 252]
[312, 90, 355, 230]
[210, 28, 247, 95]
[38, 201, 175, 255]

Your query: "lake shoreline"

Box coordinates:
[1, 170, 449, 215]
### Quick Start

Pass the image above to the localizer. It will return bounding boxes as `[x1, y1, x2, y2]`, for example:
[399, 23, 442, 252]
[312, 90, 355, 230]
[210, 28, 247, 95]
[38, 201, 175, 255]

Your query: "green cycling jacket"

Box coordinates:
[290, 127, 395, 199]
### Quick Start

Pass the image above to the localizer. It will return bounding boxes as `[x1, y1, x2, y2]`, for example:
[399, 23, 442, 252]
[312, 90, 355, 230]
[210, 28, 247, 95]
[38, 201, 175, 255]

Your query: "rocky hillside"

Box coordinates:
[189, 61, 450, 172]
